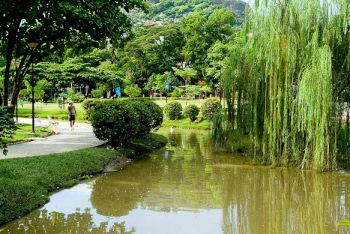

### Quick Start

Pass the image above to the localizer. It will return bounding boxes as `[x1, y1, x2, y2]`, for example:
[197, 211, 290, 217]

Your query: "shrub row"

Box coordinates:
[90, 99, 163, 146]
[164, 98, 222, 122]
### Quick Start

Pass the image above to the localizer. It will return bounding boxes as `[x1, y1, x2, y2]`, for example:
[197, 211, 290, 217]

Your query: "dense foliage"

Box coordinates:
[201, 98, 222, 120]
[0, 0, 145, 107]
[81, 99, 102, 120]
[219, 0, 350, 171]
[164, 101, 183, 120]
[132, 0, 246, 24]
[184, 105, 200, 122]
[117, 9, 236, 97]
[91, 99, 163, 146]
[0, 107, 17, 155]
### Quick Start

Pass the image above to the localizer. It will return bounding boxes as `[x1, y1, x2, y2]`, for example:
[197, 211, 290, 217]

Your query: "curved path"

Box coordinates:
[1, 118, 104, 159]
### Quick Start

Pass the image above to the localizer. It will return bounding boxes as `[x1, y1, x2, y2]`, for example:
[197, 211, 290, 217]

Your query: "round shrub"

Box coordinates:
[201, 98, 222, 120]
[184, 105, 200, 122]
[164, 101, 182, 120]
[127, 100, 154, 136]
[91, 100, 140, 145]
[90, 99, 163, 146]
[81, 99, 102, 120]
[143, 101, 163, 129]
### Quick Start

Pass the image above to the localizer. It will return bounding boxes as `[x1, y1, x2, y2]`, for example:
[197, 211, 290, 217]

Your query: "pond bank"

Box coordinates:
[3, 128, 350, 233]
[0, 133, 167, 226]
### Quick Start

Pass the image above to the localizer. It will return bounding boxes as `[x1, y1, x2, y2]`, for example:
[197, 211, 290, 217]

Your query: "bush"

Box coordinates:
[171, 88, 182, 98]
[164, 101, 182, 120]
[143, 101, 164, 129]
[91, 100, 140, 145]
[184, 105, 200, 122]
[67, 88, 85, 103]
[124, 84, 141, 98]
[127, 99, 163, 136]
[90, 99, 163, 146]
[91, 89, 104, 98]
[0, 107, 17, 155]
[81, 99, 102, 120]
[201, 98, 222, 120]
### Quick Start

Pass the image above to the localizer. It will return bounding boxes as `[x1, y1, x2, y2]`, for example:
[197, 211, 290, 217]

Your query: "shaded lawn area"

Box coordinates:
[0, 133, 168, 226]
[3, 124, 51, 144]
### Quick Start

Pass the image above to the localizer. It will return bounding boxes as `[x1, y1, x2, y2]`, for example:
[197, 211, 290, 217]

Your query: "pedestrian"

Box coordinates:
[67, 102, 77, 130]
[19, 98, 24, 108]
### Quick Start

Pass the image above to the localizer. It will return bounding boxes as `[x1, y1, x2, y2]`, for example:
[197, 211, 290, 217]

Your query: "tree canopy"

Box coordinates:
[0, 0, 145, 106]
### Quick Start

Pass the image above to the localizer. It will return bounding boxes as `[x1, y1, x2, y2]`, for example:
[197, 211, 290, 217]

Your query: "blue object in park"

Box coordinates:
[164, 82, 170, 92]
[115, 87, 121, 97]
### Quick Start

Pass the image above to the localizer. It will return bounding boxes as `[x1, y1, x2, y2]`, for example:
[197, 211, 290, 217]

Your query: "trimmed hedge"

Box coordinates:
[81, 99, 102, 120]
[90, 99, 163, 146]
[164, 101, 182, 120]
[184, 105, 200, 122]
[201, 98, 222, 120]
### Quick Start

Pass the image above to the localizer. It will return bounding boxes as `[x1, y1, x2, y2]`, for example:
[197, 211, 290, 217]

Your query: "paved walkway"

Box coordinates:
[1, 118, 104, 159]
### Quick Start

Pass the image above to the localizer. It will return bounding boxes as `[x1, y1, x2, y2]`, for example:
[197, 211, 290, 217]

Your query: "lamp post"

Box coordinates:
[14, 62, 20, 123]
[28, 42, 38, 133]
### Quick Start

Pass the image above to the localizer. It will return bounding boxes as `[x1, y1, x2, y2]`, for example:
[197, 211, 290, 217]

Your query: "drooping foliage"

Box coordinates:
[221, 0, 350, 171]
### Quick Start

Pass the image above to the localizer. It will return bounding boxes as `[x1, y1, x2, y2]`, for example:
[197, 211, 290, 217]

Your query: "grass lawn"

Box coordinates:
[3, 124, 51, 144]
[0, 133, 167, 226]
[17, 102, 85, 121]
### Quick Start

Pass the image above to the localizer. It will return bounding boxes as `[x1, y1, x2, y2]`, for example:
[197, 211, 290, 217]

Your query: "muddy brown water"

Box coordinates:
[1, 128, 350, 234]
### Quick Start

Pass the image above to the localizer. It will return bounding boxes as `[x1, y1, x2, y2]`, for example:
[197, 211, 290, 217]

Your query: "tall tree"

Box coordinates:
[0, 0, 144, 107]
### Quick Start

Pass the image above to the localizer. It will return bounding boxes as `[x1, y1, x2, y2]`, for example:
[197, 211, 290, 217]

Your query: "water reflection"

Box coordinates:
[0, 209, 133, 234]
[2, 128, 350, 234]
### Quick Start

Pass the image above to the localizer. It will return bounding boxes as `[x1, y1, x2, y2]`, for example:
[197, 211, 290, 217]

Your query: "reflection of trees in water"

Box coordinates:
[13, 128, 347, 234]
[143, 130, 224, 210]
[91, 158, 163, 217]
[1, 209, 133, 234]
[220, 166, 350, 234]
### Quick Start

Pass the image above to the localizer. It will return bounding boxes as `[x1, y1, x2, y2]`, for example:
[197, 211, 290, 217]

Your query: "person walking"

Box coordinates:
[67, 102, 77, 130]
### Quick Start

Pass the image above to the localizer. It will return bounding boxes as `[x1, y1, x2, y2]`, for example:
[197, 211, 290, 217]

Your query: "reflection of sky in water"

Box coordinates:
[42, 183, 222, 234]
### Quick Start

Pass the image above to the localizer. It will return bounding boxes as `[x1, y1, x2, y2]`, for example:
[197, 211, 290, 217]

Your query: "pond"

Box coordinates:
[1, 128, 350, 234]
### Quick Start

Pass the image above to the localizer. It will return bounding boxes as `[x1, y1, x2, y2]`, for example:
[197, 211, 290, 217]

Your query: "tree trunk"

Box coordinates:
[3, 37, 15, 107]
[11, 53, 33, 107]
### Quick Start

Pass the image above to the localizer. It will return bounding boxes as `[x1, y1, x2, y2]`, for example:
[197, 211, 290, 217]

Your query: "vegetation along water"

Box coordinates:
[215, 0, 350, 171]
[1, 128, 350, 234]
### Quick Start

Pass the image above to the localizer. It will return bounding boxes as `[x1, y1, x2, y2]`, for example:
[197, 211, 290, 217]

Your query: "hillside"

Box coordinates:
[131, 0, 247, 25]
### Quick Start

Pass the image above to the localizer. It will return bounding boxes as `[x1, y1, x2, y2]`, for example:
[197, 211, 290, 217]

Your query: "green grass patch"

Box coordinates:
[162, 116, 211, 130]
[3, 124, 51, 144]
[17, 102, 85, 121]
[0, 133, 167, 225]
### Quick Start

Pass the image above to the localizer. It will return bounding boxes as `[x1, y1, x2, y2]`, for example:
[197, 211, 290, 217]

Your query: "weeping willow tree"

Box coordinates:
[220, 0, 350, 171]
